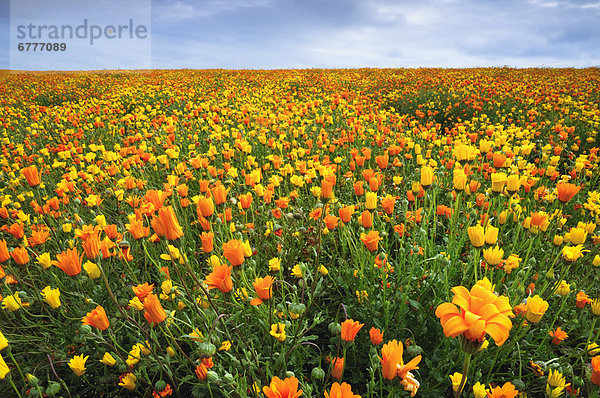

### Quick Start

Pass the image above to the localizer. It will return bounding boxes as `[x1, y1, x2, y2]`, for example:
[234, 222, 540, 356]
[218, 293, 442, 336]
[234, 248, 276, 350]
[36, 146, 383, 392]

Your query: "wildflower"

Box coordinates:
[2, 292, 25, 312]
[562, 244, 585, 261]
[132, 283, 155, 301]
[197, 196, 215, 218]
[21, 165, 41, 186]
[483, 246, 504, 266]
[143, 293, 167, 324]
[379, 339, 421, 380]
[525, 295, 549, 323]
[291, 264, 303, 278]
[151, 206, 183, 240]
[546, 369, 569, 397]
[365, 192, 377, 210]
[341, 319, 364, 342]
[10, 247, 29, 265]
[503, 254, 521, 274]
[0, 330, 7, 350]
[490, 172, 508, 193]
[576, 291, 590, 309]
[484, 225, 499, 245]
[119, 373, 137, 390]
[268, 257, 281, 272]
[200, 232, 214, 253]
[592, 356, 600, 385]
[591, 299, 600, 316]
[324, 382, 361, 398]
[588, 343, 600, 356]
[506, 174, 521, 192]
[360, 210, 373, 228]
[195, 363, 208, 380]
[473, 382, 487, 398]
[68, 354, 88, 376]
[570, 227, 587, 245]
[126, 344, 142, 366]
[486, 382, 519, 397]
[222, 239, 245, 266]
[319, 264, 328, 275]
[594, 255, 600, 266]
[100, 352, 116, 366]
[250, 275, 274, 305]
[0, 240, 10, 263]
[549, 327, 568, 344]
[331, 357, 345, 379]
[556, 182, 581, 203]
[468, 224, 485, 247]
[204, 265, 233, 293]
[219, 341, 231, 351]
[339, 205, 354, 223]
[52, 248, 83, 276]
[453, 168, 467, 190]
[360, 230, 382, 252]
[435, 280, 514, 348]
[420, 166, 434, 187]
[263, 376, 303, 398]
[0, 354, 9, 379]
[82, 305, 110, 331]
[83, 261, 101, 279]
[369, 327, 384, 345]
[555, 280, 570, 296]
[449, 372, 463, 394]
[40, 286, 61, 309]
[270, 323, 286, 342]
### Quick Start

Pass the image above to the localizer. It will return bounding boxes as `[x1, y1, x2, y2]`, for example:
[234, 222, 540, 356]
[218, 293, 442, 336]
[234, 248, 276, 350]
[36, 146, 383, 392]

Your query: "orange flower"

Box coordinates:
[10, 247, 30, 265]
[321, 179, 334, 199]
[338, 205, 354, 224]
[200, 232, 214, 253]
[486, 382, 519, 397]
[549, 326, 568, 345]
[324, 215, 339, 230]
[435, 279, 514, 347]
[353, 181, 365, 196]
[132, 283, 155, 301]
[211, 184, 228, 205]
[0, 240, 9, 263]
[576, 291, 590, 308]
[375, 154, 389, 170]
[380, 195, 396, 215]
[591, 356, 600, 386]
[52, 248, 83, 276]
[275, 197, 290, 209]
[380, 339, 421, 380]
[195, 363, 208, 380]
[324, 382, 361, 398]
[143, 293, 166, 324]
[197, 196, 215, 218]
[204, 265, 233, 293]
[78, 227, 101, 259]
[151, 206, 183, 240]
[222, 239, 245, 266]
[250, 275, 274, 305]
[369, 327, 384, 345]
[360, 211, 372, 228]
[238, 193, 253, 209]
[360, 230, 382, 252]
[82, 305, 109, 331]
[556, 182, 581, 203]
[127, 219, 150, 240]
[331, 357, 345, 379]
[29, 225, 50, 246]
[22, 165, 41, 186]
[341, 319, 364, 342]
[263, 376, 303, 398]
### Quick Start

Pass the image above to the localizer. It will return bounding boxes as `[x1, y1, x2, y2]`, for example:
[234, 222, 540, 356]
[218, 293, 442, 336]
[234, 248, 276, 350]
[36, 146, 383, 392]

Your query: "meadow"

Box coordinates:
[0, 68, 599, 397]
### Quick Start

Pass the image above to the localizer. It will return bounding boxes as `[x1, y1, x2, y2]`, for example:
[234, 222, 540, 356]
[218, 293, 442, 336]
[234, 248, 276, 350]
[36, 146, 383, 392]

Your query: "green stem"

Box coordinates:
[455, 352, 472, 398]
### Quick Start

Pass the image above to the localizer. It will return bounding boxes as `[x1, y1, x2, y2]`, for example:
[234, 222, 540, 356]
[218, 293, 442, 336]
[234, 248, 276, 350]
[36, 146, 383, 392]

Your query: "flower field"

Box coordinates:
[1, 68, 600, 397]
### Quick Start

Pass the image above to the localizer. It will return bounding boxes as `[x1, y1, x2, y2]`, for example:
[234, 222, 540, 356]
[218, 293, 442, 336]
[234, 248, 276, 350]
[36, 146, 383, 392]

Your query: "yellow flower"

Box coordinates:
[37, 252, 52, 269]
[100, 352, 116, 366]
[69, 354, 88, 376]
[553, 235, 564, 246]
[40, 286, 61, 309]
[555, 280, 570, 296]
[83, 261, 101, 279]
[219, 341, 232, 351]
[62, 223, 72, 233]
[291, 264, 303, 278]
[2, 292, 25, 312]
[126, 344, 142, 366]
[484, 225, 499, 245]
[365, 192, 377, 210]
[0, 330, 8, 351]
[593, 255, 600, 266]
[546, 369, 569, 398]
[119, 373, 137, 390]
[525, 295, 549, 323]
[449, 372, 464, 393]
[569, 227, 587, 245]
[588, 342, 600, 356]
[129, 296, 144, 311]
[562, 245, 587, 262]
[468, 224, 485, 247]
[473, 382, 487, 398]
[591, 299, 600, 316]
[166, 347, 176, 357]
[0, 354, 9, 380]
[318, 265, 328, 276]
[483, 246, 504, 266]
[268, 257, 281, 272]
[270, 323, 286, 342]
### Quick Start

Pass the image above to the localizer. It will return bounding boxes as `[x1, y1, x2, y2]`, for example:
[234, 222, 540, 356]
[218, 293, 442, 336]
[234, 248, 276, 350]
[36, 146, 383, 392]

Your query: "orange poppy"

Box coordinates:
[486, 382, 519, 398]
[151, 206, 183, 240]
[380, 339, 421, 381]
[0, 240, 9, 263]
[556, 182, 581, 203]
[324, 382, 361, 398]
[143, 293, 167, 324]
[22, 165, 41, 186]
[263, 376, 303, 398]
[360, 230, 382, 252]
[52, 248, 83, 276]
[10, 247, 30, 265]
[200, 232, 214, 253]
[204, 265, 233, 293]
[324, 215, 339, 230]
[369, 327, 384, 345]
[82, 305, 109, 331]
[197, 196, 215, 218]
[222, 239, 245, 266]
[331, 357, 345, 379]
[321, 179, 334, 199]
[250, 275, 275, 305]
[341, 319, 364, 342]
[238, 193, 253, 209]
[360, 211, 373, 228]
[127, 219, 150, 240]
[132, 283, 155, 301]
[338, 205, 354, 224]
[211, 184, 228, 205]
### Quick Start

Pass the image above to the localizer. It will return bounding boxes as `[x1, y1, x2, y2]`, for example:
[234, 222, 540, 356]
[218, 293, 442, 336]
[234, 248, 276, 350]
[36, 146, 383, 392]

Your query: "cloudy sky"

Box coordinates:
[1, 0, 599, 70]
